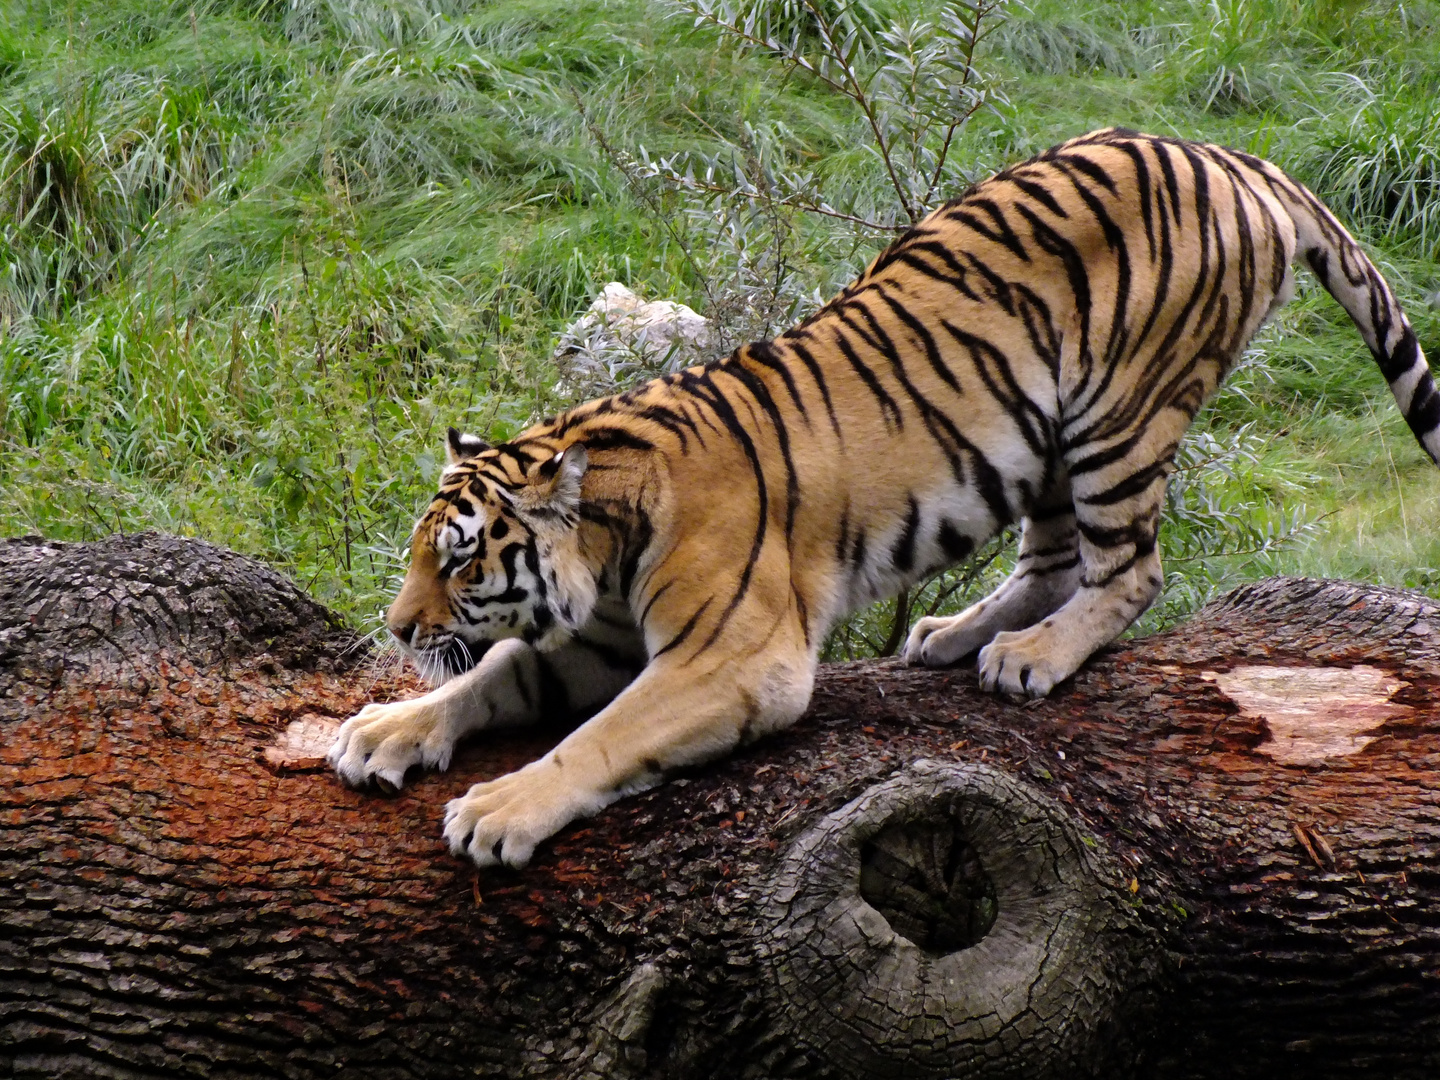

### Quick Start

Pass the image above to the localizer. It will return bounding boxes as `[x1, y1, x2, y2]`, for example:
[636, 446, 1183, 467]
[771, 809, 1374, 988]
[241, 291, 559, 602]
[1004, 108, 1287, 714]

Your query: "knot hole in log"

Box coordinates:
[760, 760, 1166, 1079]
[859, 816, 998, 954]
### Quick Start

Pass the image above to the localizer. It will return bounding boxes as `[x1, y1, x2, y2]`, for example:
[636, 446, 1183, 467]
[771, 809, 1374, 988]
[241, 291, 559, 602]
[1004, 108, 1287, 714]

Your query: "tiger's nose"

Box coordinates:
[391, 620, 417, 646]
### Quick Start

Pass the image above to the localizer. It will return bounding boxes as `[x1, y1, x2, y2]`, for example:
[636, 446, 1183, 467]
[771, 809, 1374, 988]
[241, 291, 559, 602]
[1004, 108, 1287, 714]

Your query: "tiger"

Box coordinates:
[327, 128, 1440, 869]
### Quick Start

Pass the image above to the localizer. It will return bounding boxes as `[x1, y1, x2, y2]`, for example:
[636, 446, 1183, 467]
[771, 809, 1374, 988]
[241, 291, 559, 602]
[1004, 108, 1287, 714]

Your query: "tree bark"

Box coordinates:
[2, 533, 1438, 1079]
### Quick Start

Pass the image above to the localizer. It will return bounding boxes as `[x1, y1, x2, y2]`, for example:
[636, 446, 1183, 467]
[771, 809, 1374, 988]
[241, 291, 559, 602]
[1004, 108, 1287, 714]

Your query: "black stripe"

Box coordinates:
[785, 340, 842, 437]
[864, 233, 913, 278]
[1058, 151, 1118, 194]
[1052, 155, 1133, 382]
[1116, 141, 1156, 263]
[848, 299, 989, 493]
[1022, 539, 1078, 560]
[714, 358, 802, 545]
[1076, 517, 1156, 552]
[851, 527, 869, 572]
[744, 340, 810, 426]
[937, 520, 973, 561]
[839, 300, 1011, 525]
[466, 585, 529, 606]
[1010, 176, 1069, 219]
[581, 427, 655, 453]
[1007, 282, 1062, 371]
[1129, 161, 1175, 357]
[961, 252, 1017, 316]
[653, 598, 713, 658]
[497, 540, 525, 590]
[618, 505, 654, 598]
[635, 403, 702, 450]
[1405, 373, 1440, 449]
[1067, 429, 1150, 477]
[673, 369, 770, 652]
[1081, 543, 1155, 589]
[875, 286, 963, 395]
[1014, 202, 1094, 391]
[1154, 139, 1184, 224]
[893, 245, 983, 303]
[951, 199, 1031, 262]
[939, 320, 1051, 457]
[1382, 324, 1420, 382]
[892, 495, 922, 573]
[1069, 146, 1217, 450]
[1076, 459, 1170, 506]
[638, 580, 671, 626]
[1021, 553, 1080, 578]
[831, 324, 905, 431]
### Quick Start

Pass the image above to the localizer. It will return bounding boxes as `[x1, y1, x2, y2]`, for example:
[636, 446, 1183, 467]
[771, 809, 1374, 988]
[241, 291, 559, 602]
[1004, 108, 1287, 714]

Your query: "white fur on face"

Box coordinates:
[432, 503, 487, 575]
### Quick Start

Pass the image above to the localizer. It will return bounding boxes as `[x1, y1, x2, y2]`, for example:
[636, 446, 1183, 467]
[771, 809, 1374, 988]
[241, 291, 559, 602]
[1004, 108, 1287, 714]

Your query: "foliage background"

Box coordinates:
[2, 0, 1438, 656]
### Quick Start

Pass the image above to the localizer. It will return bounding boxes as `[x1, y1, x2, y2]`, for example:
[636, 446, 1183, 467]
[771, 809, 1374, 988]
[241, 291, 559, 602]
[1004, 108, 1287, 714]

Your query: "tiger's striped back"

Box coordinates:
[522, 130, 1438, 678]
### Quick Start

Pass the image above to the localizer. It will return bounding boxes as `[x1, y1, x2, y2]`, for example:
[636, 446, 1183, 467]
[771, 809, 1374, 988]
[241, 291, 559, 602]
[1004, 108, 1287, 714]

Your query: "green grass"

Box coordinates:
[2, 0, 1439, 648]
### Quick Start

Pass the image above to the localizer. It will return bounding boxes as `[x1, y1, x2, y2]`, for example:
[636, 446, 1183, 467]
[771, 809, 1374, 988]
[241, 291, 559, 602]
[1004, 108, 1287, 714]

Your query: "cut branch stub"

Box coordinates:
[760, 760, 1164, 1079]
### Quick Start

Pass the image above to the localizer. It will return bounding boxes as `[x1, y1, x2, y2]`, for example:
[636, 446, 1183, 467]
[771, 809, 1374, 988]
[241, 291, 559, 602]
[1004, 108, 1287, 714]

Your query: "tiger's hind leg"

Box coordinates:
[974, 448, 1169, 698]
[904, 493, 1081, 668]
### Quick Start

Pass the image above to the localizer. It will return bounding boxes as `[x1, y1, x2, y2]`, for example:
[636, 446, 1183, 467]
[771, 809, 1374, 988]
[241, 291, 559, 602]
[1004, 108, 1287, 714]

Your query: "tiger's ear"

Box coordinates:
[517, 445, 588, 521]
[446, 426, 489, 464]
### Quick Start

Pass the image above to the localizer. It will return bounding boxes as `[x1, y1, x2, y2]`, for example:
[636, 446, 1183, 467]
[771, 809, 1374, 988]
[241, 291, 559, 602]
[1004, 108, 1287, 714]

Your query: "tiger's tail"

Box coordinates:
[1282, 179, 1440, 465]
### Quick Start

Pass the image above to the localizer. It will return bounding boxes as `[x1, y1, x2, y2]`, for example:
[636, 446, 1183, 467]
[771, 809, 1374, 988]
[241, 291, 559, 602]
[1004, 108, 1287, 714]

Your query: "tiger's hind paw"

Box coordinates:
[903, 612, 991, 668]
[976, 629, 1072, 699]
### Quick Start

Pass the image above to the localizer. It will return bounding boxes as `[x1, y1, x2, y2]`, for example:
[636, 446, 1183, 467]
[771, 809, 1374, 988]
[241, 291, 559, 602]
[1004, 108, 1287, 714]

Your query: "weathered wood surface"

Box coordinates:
[2, 533, 1439, 1079]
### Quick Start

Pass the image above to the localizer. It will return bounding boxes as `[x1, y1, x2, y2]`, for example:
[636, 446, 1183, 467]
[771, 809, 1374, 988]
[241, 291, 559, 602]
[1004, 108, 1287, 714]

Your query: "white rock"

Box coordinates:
[572, 282, 712, 359]
[554, 282, 714, 399]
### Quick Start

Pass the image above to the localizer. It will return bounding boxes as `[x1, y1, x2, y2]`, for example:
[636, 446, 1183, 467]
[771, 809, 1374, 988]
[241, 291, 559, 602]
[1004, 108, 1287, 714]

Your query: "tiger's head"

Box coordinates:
[385, 427, 596, 683]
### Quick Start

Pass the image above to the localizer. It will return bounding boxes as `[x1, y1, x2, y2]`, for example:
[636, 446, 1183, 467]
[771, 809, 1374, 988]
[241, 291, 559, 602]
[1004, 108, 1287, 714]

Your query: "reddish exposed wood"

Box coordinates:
[2, 534, 1439, 1078]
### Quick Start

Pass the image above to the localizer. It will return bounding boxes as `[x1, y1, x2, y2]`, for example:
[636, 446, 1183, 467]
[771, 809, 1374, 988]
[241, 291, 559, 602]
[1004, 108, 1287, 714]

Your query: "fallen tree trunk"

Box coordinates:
[2, 533, 1438, 1079]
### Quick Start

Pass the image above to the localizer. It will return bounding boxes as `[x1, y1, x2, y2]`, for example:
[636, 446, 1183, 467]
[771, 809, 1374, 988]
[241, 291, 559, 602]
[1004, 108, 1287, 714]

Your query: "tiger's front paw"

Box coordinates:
[328, 698, 456, 793]
[442, 756, 611, 869]
[976, 629, 1071, 699]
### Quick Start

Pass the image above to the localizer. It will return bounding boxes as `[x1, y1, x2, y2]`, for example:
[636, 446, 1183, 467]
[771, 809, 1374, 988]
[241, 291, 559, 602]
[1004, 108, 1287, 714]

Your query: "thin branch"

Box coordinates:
[921, 1, 1002, 208]
[644, 168, 904, 231]
[800, 0, 918, 223]
[879, 588, 912, 656]
[920, 541, 1008, 618]
[921, 99, 987, 209]
[676, 5, 854, 98]
[575, 93, 721, 312]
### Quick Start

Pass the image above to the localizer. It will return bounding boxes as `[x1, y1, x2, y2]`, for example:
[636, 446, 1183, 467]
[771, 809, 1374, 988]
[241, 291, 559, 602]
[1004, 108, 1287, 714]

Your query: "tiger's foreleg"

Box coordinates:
[974, 460, 1167, 698]
[328, 636, 636, 791]
[904, 499, 1081, 668]
[441, 643, 815, 868]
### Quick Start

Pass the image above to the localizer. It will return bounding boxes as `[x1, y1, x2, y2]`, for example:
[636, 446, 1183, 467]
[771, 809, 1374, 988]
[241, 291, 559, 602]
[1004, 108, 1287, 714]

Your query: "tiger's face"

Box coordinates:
[385, 428, 593, 683]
